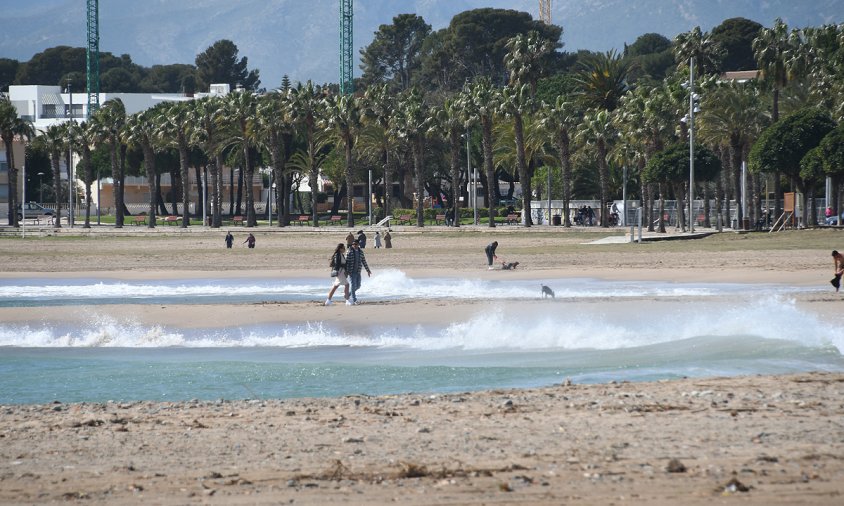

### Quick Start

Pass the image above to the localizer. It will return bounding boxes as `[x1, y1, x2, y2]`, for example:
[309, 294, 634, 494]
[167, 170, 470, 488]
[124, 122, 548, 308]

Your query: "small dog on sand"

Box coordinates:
[501, 261, 520, 270]
[541, 284, 555, 298]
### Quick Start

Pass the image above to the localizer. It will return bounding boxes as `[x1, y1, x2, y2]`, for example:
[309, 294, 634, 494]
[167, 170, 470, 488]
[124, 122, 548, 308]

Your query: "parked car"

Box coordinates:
[18, 202, 54, 221]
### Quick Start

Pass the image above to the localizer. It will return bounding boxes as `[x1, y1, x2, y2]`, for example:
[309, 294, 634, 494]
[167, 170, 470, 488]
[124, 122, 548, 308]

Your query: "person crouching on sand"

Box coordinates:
[832, 250, 844, 292]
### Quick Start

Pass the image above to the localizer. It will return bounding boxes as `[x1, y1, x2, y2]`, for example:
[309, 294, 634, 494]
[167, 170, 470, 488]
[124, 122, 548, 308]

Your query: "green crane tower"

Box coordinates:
[339, 0, 353, 95]
[86, 0, 100, 117]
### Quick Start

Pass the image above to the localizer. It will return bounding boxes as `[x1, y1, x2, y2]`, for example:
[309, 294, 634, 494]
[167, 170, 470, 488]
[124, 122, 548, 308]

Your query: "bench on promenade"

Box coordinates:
[131, 215, 147, 226]
[329, 215, 343, 225]
[434, 214, 446, 225]
[296, 215, 311, 226]
[398, 214, 413, 225]
[505, 214, 519, 225]
[164, 215, 181, 225]
[231, 215, 244, 226]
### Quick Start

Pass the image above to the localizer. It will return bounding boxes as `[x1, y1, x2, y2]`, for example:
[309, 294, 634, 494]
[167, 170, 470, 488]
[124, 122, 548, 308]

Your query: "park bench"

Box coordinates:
[164, 215, 181, 225]
[131, 215, 147, 226]
[398, 214, 413, 225]
[434, 213, 446, 225]
[505, 214, 519, 225]
[296, 215, 311, 226]
[329, 215, 343, 225]
[231, 215, 244, 226]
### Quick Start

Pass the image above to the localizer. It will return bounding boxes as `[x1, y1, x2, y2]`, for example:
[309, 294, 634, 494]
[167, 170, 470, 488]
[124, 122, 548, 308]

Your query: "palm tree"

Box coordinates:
[90, 99, 128, 227]
[498, 84, 535, 226]
[571, 50, 631, 112]
[188, 96, 225, 227]
[323, 93, 364, 227]
[698, 81, 767, 226]
[504, 30, 555, 97]
[158, 101, 195, 227]
[221, 91, 259, 226]
[0, 97, 34, 227]
[463, 78, 501, 227]
[754, 18, 797, 123]
[125, 107, 164, 227]
[288, 82, 326, 226]
[575, 108, 616, 227]
[35, 124, 67, 228]
[673, 26, 725, 75]
[392, 88, 430, 227]
[255, 91, 295, 226]
[430, 97, 466, 227]
[66, 121, 97, 228]
[539, 95, 581, 227]
[362, 84, 398, 218]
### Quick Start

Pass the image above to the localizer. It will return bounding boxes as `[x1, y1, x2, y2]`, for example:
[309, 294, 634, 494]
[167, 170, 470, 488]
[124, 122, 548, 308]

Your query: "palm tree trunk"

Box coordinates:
[514, 114, 531, 227]
[597, 141, 609, 228]
[730, 137, 743, 226]
[244, 145, 255, 227]
[345, 138, 355, 227]
[3, 138, 19, 227]
[414, 138, 425, 227]
[383, 147, 392, 219]
[52, 149, 63, 228]
[143, 143, 157, 227]
[450, 129, 461, 227]
[482, 117, 496, 227]
[556, 129, 572, 227]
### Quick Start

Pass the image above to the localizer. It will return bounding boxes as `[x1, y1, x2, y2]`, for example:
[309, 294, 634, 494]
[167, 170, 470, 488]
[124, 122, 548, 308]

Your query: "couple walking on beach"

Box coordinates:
[326, 239, 372, 306]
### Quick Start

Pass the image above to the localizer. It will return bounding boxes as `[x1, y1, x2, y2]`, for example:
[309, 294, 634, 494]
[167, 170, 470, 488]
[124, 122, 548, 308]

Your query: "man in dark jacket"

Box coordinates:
[346, 240, 372, 305]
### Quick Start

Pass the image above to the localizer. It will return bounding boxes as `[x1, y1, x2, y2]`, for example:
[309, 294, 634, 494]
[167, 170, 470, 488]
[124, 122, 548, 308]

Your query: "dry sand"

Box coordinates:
[1, 226, 844, 504]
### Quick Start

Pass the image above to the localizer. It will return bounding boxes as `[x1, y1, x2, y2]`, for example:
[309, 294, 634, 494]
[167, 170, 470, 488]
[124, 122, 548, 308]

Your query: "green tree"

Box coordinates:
[0, 58, 19, 91]
[187, 97, 225, 226]
[419, 8, 561, 90]
[140, 64, 197, 93]
[748, 108, 836, 198]
[255, 92, 295, 226]
[323, 93, 364, 227]
[33, 124, 67, 227]
[673, 26, 725, 75]
[710, 18, 764, 72]
[288, 81, 326, 225]
[753, 18, 796, 123]
[430, 97, 467, 227]
[392, 88, 431, 227]
[362, 84, 399, 216]
[504, 30, 555, 96]
[0, 97, 34, 226]
[124, 107, 164, 226]
[195, 40, 260, 91]
[539, 95, 581, 226]
[90, 99, 128, 227]
[463, 78, 501, 225]
[575, 108, 615, 227]
[359, 14, 431, 91]
[221, 91, 259, 226]
[571, 50, 631, 111]
[66, 120, 99, 227]
[498, 84, 534, 226]
[623, 33, 674, 82]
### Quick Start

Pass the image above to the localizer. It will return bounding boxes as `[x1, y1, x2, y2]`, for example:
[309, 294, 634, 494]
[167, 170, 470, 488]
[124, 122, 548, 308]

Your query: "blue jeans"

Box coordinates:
[349, 271, 362, 302]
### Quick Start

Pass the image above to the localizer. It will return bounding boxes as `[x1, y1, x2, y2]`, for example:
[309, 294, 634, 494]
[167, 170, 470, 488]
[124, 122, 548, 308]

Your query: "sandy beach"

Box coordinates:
[1, 226, 844, 504]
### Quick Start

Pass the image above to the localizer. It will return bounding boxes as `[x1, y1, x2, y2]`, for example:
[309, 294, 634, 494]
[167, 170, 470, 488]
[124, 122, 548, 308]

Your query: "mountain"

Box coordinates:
[2, 0, 841, 89]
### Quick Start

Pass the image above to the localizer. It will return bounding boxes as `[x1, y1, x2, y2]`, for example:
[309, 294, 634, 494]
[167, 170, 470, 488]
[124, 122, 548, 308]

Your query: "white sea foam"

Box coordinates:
[1, 294, 841, 354]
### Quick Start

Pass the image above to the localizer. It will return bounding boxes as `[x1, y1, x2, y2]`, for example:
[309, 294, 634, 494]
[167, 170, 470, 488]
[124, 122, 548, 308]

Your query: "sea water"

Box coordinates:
[2, 270, 843, 404]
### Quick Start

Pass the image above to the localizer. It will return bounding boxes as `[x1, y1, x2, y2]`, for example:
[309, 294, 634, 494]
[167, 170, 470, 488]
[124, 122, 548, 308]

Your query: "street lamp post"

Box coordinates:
[66, 81, 75, 228]
[688, 57, 695, 233]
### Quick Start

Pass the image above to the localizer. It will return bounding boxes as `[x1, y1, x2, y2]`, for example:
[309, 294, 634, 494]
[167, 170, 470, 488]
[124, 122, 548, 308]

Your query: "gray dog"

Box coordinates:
[541, 284, 555, 299]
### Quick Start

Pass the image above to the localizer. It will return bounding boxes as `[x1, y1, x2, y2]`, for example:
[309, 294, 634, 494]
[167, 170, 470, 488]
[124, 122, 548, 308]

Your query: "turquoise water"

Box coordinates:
[2, 270, 843, 404]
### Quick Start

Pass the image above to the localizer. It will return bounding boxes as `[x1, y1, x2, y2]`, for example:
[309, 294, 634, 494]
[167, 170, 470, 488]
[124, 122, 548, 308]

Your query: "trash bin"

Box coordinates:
[742, 217, 751, 231]
[552, 215, 561, 226]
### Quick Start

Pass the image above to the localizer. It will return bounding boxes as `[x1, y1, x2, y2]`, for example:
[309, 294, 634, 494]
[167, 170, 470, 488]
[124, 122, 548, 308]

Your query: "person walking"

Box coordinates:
[325, 243, 349, 305]
[832, 250, 844, 292]
[357, 230, 367, 249]
[225, 232, 234, 249]
[345, 239, 371, 305]
[374, 231, 382, 248]
[485, 241, 498, 270]
[384, 231, 392, 249]
[243, 233, 256, 249]
[346, 232, 355, 248]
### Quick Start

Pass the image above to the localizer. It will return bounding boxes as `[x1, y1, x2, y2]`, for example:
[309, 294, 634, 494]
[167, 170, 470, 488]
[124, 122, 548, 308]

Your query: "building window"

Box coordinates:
[43, 104, 56, 118]
[0, 160, 7, 173]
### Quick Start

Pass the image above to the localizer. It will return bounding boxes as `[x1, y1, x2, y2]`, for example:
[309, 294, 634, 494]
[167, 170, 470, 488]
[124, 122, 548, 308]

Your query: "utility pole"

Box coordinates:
[86, 0, 100, 117]
[339, 0, 354, 95]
